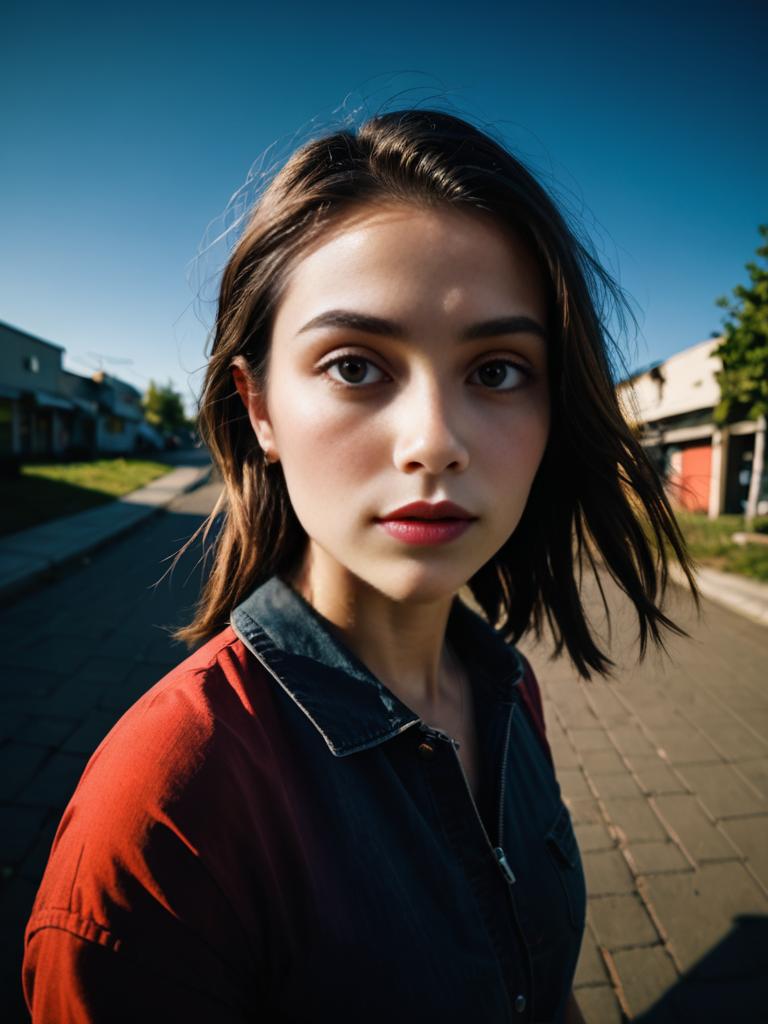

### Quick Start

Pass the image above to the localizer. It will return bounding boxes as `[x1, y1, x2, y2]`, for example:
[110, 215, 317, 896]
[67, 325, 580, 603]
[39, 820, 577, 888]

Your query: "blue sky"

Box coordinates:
[1, 0, 765, 414]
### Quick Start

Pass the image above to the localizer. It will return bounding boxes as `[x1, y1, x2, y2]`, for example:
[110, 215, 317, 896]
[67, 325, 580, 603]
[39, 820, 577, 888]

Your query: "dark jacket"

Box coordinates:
[23, 574, 586, 1023]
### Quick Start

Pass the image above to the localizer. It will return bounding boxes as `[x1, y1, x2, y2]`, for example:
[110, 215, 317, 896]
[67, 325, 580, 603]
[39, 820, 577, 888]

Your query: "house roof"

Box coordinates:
[0, 319, 65, 352]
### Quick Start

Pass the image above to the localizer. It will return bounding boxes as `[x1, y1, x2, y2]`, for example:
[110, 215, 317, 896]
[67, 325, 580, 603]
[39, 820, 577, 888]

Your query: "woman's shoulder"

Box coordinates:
[27, 626, 282, 925]
[82, 624, 276, 787]
[24, 626, 274, 1007]
[40, 624, 279, 860]
[130, 620, 271, 721]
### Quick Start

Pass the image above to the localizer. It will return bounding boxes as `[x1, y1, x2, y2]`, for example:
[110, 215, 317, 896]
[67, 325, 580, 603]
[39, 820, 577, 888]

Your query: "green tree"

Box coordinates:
[713, 225, 768, 525]
[713, 224, 768, 425]
[142, 379, 189, 433]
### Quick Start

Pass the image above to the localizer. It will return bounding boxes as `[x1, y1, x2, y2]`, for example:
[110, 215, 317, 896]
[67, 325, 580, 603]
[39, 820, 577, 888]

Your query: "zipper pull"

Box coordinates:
[495, 846, 516, 885]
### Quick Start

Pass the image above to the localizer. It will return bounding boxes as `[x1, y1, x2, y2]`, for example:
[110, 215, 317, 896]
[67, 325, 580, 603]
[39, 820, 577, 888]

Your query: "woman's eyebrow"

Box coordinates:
[296, 309, 546, 341]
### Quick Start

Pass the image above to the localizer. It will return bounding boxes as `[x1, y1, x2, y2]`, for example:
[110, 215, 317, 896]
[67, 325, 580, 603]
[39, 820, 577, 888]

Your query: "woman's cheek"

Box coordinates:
[275, 390, 378, 513]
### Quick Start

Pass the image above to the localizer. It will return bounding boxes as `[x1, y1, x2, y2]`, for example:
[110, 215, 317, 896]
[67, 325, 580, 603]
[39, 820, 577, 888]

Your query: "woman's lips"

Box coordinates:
[375, 518, 474, 546]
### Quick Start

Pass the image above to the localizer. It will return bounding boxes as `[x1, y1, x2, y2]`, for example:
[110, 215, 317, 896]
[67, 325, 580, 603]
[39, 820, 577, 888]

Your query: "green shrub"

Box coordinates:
[674, 511, 768, 581]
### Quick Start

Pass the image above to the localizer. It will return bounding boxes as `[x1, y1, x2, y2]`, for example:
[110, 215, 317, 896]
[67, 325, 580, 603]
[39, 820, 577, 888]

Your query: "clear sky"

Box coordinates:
[1, 0, 765, 414]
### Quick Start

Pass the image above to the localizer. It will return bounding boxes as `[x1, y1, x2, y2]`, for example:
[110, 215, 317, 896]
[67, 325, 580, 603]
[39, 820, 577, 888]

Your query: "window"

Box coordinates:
[0, 399, 13, 453]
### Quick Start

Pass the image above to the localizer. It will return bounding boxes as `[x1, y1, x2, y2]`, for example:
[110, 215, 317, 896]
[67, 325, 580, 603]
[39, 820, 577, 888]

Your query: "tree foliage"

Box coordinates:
[713, 225, 768, 425]
[142, 379, 189, 433]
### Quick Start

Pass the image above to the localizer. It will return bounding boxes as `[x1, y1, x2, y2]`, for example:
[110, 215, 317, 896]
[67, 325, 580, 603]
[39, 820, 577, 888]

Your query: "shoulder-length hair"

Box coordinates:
[172, 108, 698, 678]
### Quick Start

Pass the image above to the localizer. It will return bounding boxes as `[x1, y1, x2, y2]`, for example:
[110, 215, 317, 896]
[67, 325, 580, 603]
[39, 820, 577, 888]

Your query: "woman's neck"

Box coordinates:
[285, 545, 461, 711]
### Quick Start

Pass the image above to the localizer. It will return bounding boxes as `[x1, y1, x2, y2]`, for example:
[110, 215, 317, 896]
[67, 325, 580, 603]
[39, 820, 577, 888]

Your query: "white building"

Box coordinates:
[619, 337, 767, 517]
[89, 370, 145, 453]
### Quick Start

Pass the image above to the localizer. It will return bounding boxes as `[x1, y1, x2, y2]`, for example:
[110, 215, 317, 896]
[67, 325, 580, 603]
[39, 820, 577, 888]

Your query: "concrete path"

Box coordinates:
[0, 448, 211, 602]
[681, 563, 768, 628]
[0, 473, 221, 1021]
[0, 469, 766, 1021]
[519, 577, 768, 1022]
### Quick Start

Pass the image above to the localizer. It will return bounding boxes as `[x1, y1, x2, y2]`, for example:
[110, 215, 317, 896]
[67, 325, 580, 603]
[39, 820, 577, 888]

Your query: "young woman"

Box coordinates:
[23, 110, 696, 1023]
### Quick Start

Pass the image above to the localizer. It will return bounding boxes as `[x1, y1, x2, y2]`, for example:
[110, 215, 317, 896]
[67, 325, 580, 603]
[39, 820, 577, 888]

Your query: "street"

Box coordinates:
[1, 475, 767, 1022]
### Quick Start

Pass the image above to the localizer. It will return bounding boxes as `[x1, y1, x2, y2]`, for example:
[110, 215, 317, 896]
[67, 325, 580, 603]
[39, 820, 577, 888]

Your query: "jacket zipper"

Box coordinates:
[420, 699, 518, 887]
[420, 704, 529, 1021]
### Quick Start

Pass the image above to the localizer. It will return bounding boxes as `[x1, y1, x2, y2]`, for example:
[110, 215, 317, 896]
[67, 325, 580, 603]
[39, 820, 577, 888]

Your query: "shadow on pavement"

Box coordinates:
[635, 914, 768, 1023]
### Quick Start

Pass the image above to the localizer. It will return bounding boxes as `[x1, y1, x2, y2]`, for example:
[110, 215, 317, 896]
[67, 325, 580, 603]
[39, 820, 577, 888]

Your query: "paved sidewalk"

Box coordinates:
[678, 563, 768, 628]
[0, 451, 211, 602]
[519, 577, 768, 1022]
[0, 476, 220, 1022]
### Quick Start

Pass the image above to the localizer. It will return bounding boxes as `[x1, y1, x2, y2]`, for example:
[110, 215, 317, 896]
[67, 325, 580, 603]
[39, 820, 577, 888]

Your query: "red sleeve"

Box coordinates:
[22, 634, 269, 1023]
[23, 923, 251, 1023]
[517, 655, 554, 769]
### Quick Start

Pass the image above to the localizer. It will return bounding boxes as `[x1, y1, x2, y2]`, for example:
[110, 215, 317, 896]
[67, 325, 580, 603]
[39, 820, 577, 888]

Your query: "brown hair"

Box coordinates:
[172, 109, 698, 678]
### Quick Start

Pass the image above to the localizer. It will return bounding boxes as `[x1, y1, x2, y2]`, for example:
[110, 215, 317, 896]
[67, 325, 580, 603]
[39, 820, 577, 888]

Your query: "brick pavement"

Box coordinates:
[0, 478, 219, 1022]
[1, 481, 767, 1021]
[519, 578, 768, 1022]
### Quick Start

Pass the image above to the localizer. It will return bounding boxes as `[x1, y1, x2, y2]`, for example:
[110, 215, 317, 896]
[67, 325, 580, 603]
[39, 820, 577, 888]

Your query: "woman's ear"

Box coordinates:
[231, 358, 279, 462]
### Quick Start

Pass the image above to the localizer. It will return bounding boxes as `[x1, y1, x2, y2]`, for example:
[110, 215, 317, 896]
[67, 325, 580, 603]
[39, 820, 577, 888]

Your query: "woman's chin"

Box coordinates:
[369, 562, 473, 606]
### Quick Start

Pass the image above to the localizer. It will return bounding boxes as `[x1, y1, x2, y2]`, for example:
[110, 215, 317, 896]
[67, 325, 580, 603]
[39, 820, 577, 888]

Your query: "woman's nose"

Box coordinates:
[391, 378, 470, 475]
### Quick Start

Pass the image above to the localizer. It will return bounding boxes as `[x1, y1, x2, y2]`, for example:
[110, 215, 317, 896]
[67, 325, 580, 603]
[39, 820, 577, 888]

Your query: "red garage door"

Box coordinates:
[679, 444, 712, 512]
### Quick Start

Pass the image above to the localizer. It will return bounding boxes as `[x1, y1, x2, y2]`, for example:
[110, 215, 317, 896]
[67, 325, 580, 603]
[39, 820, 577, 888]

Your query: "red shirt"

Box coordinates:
[23, 575, 584, 1022]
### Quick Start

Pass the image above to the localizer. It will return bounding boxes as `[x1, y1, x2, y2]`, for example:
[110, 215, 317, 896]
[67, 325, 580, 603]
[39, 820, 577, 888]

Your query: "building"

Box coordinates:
[0, 321, 77, 458]
[619, 337, 767, 517]
[57, 370, 100, 455]
[87, 370, 146, 453]
[0, 320, 148, 462]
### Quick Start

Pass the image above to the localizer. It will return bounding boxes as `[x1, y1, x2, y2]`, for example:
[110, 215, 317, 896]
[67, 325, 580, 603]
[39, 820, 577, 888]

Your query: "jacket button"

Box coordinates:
[514, 993, 526, 1013]
[417, 740, 436, 759]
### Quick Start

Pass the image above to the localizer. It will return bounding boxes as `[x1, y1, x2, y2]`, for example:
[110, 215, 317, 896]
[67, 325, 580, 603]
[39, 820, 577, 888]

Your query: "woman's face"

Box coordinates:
[236, 201, 550, 604]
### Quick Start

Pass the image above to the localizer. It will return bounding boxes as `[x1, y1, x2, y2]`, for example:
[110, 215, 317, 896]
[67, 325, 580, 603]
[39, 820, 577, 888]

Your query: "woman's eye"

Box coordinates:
[469, 360, 530, 391]
[323, 356, 388, 386]
[321, 355, 530, 391]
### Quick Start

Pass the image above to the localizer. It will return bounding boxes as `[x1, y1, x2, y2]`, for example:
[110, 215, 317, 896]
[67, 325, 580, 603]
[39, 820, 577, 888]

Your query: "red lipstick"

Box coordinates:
[379, 500, 475, 521]
[375, 501, 477, 547]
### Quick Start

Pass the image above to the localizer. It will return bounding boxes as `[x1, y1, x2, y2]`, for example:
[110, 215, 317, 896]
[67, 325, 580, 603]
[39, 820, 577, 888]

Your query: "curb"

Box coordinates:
[669, 562, 768, 628]
[0, 462, 213, 605]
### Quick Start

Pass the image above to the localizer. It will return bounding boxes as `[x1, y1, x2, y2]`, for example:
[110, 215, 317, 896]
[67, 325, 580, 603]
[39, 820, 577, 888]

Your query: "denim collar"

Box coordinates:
[230, 574, 524, 758]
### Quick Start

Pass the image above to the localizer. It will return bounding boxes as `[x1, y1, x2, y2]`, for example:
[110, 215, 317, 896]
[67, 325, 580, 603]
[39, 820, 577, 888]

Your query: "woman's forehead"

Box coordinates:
[272, 202, 547, 339]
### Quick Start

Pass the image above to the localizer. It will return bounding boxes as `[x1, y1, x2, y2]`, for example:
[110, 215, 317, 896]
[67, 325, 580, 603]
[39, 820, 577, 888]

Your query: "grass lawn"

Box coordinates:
[675, 511, 768, 582]
[0, 458, 174, 537]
